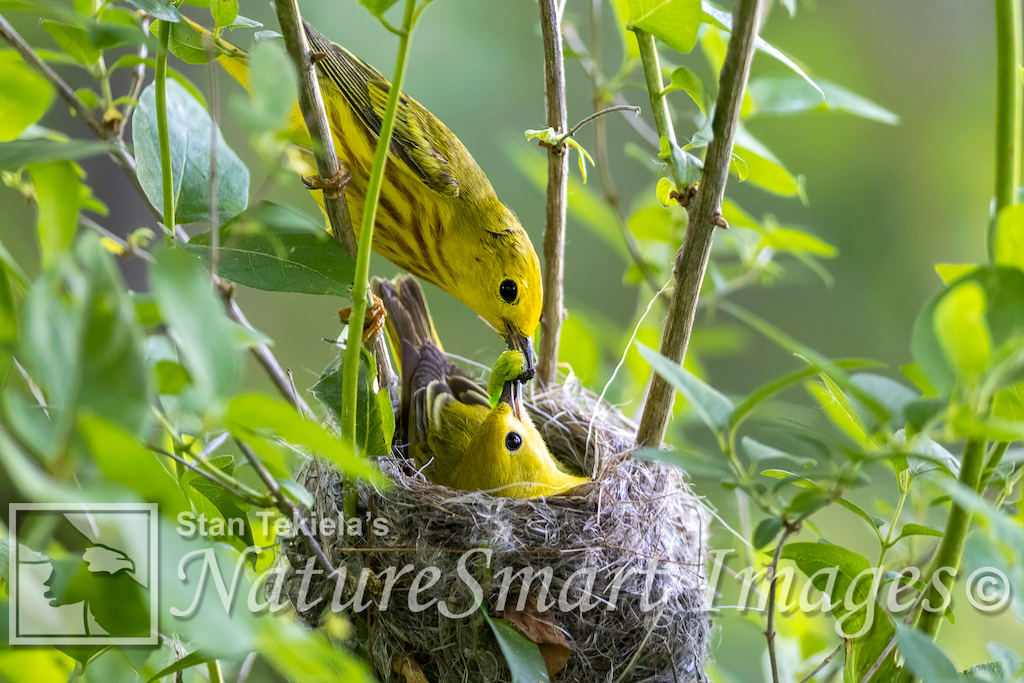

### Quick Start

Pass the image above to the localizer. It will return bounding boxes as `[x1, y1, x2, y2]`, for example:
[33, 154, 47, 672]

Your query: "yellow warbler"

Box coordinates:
[202, 19, 542, 368]
[374, 276, 586, 498]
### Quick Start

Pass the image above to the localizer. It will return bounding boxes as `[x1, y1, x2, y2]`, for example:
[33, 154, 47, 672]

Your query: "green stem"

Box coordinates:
[634, 30, 680, 186]
[207, 661, 223, 683]
[340, 0, 418, 444]
[912, 437, 987, 637]
[155, 20, 175, 232]
[994, 0, 1023, 223]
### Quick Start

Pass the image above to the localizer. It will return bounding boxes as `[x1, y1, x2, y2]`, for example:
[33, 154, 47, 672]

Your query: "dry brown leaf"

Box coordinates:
[499, 596, 574, 677]
[392, 653, 430, 683]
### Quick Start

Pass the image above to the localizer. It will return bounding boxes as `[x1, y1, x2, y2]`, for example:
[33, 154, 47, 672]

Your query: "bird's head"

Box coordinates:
[471, 202, 542, 377]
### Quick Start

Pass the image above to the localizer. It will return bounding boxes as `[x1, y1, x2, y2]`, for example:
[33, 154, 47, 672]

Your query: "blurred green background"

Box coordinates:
[0, 0, 1015, 679]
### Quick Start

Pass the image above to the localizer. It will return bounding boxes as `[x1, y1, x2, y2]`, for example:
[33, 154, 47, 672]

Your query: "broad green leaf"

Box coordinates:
[741, 437, 814, 468]
[0, 138, 118, 171]
[627, 0, 702, 55]
[28, 161, 79, 268]
[782, 542, 874, 628]
[656, 177, 677, 207]
[934, 263, 977, 284]
[636, 341, 733, 434]
[134, 79, 249, 223]
[759, 225, 836, 257]
[661, 135, 704, 184]
[226, 393, 382, 482]
[311, 351, 393, 457]
[933, 280, 991, 381]
[912, 267, 1024, 394]
[850, 373, 918, 430]
[123, 0, 181, 22]
[732, 127, 801, 196]
[895, 625, 959, 683]
[42, 21, 101, 65]
[664, 65, 706, 113]
[359, 0, 400, 18]
[185, 202, 355, 296]
[182, 455, 254, 548]
[701, 1, 823, 97]
[87, 9, 151, 51]
[0, 52, 55, 142]
[154, 359, 191, 394]
[231, 39, 297, 133]
[151, 245, 242, 404]
[753, 517, 782, 548]
[806, 379, 870, 448]
[994, 203, 1024, 271]
[896, 523, 943, 540]
[747, 76, 898, 124]
[484, 612, 551, 683]
[210, 0, 238, 30]
[79, 415, 189, 517]
[277, 477, 314, 508]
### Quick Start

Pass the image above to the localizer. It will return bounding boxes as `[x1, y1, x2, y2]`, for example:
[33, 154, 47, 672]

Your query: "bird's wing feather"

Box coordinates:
[304, 23, 460, 198]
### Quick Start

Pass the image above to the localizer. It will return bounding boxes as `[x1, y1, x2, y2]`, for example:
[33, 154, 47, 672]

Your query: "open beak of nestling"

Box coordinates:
[503, 324, 536, 381]
[498, 379, 524, 421]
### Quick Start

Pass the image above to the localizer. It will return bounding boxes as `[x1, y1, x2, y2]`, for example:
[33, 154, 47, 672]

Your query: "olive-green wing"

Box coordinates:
[304, 22, 481, 199]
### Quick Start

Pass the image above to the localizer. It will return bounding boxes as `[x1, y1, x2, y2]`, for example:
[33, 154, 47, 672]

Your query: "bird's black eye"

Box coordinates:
[499, 279, 518, 304]
[505, 432, 523, 451]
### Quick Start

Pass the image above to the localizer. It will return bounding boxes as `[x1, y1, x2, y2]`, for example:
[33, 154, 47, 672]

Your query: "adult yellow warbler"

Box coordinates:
[204, 20, 542, 368]
[375, 276, 585, 498]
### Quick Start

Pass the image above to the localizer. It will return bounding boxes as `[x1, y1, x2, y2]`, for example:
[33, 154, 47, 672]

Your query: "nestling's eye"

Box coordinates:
[505, 432, 523, 451]
[499, 279, 518, 304]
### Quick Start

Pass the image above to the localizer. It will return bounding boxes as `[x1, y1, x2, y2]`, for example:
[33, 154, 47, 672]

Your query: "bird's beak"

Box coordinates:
[498, 379, 524, 420]
[503, 324, 536, 381]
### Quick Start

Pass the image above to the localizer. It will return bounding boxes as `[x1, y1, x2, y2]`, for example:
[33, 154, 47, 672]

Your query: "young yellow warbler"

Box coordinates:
[200, 19, 542, 369]
[374, 276, 586, 498]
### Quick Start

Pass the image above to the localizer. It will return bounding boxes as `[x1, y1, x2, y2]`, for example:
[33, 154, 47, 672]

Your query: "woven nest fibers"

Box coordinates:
[276, 380, 711, 683]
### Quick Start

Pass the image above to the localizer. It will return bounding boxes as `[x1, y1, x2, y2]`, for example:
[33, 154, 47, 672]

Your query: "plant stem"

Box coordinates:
[537, 0, 570, 386]
[912, 437, 987, 637]
[155, 20, 175, 231]
[635, 30, 680, 184]
[993, 0, 1022, 223]
[635, 0, 768, 448]
[765, 523, 797, 683]
[274, 0, 358, 258]
[341, 0, 418, 442]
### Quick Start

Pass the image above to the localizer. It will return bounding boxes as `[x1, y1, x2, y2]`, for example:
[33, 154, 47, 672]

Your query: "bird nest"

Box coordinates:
[275, 379, 711, 682]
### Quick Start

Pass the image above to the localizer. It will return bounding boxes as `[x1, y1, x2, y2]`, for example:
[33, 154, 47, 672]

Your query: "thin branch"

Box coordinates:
[205, 35, 221, 277]
[155, 20, 175, 229]
[80, 215, 155, 263]
[858, 635, 898, 683]
[235, 440, 339, 578]
[798, 643, 843, 683]
[119, 17, 150, 143]
[765, 521, 799, 683]
[554, 104, 640, 148]
[147, 443, 270, 507]
[993, 0, 1023, 220]
[274, 0, 398, 408]
[537, 0, 570, 386]
[635, 0, 769, 448]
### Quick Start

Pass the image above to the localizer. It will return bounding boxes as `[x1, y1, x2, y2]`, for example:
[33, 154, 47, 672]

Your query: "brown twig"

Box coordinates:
[634, 0, 768, 448]
[797, 643, 843, 683]
[765, 521, 799, 683]
[235, 439, 339, 577]
[274, 0, 399, 409]
[537, 0, 569, 386]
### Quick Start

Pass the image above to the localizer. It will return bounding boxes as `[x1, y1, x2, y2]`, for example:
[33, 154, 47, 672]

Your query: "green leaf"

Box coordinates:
[150, 245, 242, 405]
[0, 264, 16, 345]
[183, 456, 254, 547]
[753, 517, 782, 548]
[850, 373, 918, 430]
[483, 612, 551, 683]
[123, 0, 181, 22]
[629, 206, 672, 240]
[896, 625, 959, 683]
[732, 126, 801, 196]
[277, 478, 314, 508]
[0, 52, 55, 142]
[154, 359, 191, 394]
[87, 11, 151, 51]
[27, 161, 80, 268]
[42, 21, 101, 65]
[358, 0, 400, 18]
[993, 203, 1024, 271]
[896, 523, 944, 540]
[146, 652, 213, 683]
[934, 280, 992, 381]
[133, 79, 249, 223]
[701, 1, 823, 97]
[747, 76, 898, 124]
[741, 437, 814, 468]
[0, 138, 118, 171]
[311, 351, 393, 457]
[636, 341, 734, 434]
[935, 263, 977, 284]
[628, 0, 702, 55]
[231, 39, 297, 133]
[912, 267, 1024, 394]
[110, 55, 207, 107]
[79, 415, 189, 518]
[807, 378, 870, 448]
[664, 65, 706, 113]
[210, 0, 238, 30]
[655, 177, 677, 207]
[759, 225, 836, 257]
[184, 202, 355, 296]
[226, 393, 382, 482]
